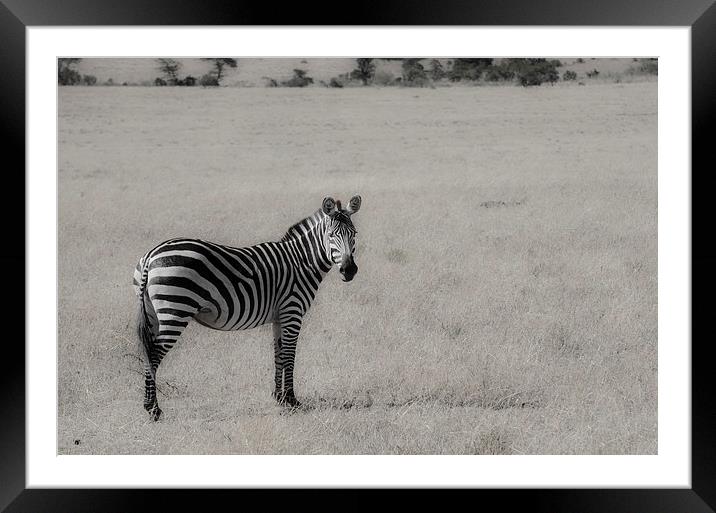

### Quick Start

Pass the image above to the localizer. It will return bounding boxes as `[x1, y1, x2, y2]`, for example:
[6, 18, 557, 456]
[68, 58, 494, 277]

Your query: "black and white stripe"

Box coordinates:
[134, 196, 361, 420]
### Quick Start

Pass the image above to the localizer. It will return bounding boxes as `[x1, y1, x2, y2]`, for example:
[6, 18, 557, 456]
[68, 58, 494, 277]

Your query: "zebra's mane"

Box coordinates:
[281, 209, 325, 243]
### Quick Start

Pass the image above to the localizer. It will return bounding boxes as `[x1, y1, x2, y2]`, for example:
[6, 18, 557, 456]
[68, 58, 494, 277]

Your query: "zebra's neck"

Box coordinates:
[280, 209, 333, 277]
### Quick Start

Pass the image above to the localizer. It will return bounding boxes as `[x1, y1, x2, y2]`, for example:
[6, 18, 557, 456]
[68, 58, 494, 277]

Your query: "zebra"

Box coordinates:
[132, 196, 361, 420]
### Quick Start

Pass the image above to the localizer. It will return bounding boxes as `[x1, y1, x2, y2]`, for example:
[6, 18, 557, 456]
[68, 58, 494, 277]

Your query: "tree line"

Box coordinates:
[58, 58, 238, 86]
[58, 57, 656, 87]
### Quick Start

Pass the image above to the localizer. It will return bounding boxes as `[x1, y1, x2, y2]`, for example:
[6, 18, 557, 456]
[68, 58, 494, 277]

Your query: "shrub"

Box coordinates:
[262, 76, 278, 87]
[484, 63, 515, 82]
[372, 70, 395, 86]
[429, 59, 446, 81]
[586, 69, 600, 78]
[154, 77, 167, 86]
[328, 77, 344, 88]
[183, 75, 197, 86]
[105, 78, 115, 86]
[281, 69, 314, 87]
[562, 70, 578, 81]
[502, 59, 560, 86]
[401, 59, 429, 87]
[625, 58, 658, 78]
[199, 74, 220, 87]
[638, 58, 658, 75]
[448, 58, 493, 81]
[58, 58, 82, 85]
[81, 74, 97, 86]
[576, 58, 585, 63]
[58, 67, 81, 86]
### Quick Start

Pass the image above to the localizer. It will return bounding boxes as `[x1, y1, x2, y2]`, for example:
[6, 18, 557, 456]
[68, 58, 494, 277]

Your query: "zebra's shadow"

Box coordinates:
[279, 394, 374, 414]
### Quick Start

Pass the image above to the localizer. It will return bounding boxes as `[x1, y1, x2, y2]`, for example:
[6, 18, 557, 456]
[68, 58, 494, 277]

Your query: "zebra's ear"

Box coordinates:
[347, 195, 361, 215]
[322, 197, 337, 215]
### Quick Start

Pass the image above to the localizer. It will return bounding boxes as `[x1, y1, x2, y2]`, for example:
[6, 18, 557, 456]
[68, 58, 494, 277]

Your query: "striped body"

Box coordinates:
[133, 238, 322, 332]
[134, 196, 361, 420]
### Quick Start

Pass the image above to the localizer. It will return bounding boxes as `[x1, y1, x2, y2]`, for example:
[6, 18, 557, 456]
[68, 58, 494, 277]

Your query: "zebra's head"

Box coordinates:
[322, 196, 361, 282]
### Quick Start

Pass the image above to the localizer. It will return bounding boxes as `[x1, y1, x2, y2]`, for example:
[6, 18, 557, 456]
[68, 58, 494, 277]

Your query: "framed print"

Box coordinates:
[4, 0, 715, 510]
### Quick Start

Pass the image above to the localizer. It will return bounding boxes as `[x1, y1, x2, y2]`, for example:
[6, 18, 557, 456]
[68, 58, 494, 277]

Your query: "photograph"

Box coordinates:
[57, 56, 658, 455]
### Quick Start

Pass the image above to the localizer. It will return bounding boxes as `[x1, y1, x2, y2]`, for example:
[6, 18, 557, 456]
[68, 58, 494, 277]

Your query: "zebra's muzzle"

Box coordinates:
[340, 260, 358, 282]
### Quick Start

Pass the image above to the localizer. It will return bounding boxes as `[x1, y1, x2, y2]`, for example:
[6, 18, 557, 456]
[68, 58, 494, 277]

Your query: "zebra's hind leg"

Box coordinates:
[143, 302, 196, 421]
[143, 369, 162, 421]
[148, 315, 193, 420]
[138, 295, 163, 420]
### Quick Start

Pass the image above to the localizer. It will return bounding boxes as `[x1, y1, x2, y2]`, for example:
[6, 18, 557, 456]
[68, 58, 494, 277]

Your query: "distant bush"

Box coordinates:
[328, 77, 344, 88]
[624, 58, 658, 78]
[429, 59, 446, 81]
[448, 58, 493, 81]
[502, 59, 559, 86]
[262, 76, 278, 87]
[372, 70, 395, 86]
[81, 74, 97, 86]
[173, 76, 196, 86]
[576, 58, 585, 63]
[638, 58, 658, 75]
[586, 69, 600, 78]
[105, 78, 115, 86]
[58, 58, 82, 85]
[58, 68, 82, 85]
[562, 70, 578, 81]
[401, 59, 430, 87]
[199, 74, 219, 87]
[281, 69, 314, 87]
[484, 62, 515, 82]
[154, 77, 167, 86]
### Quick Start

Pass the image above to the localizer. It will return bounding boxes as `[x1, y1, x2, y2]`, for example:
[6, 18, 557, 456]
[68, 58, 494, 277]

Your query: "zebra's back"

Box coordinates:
[135, 238, 295, 332]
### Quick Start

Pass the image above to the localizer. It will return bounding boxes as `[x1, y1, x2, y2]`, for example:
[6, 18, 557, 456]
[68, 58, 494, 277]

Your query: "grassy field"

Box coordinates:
[58, 80, 657, 454]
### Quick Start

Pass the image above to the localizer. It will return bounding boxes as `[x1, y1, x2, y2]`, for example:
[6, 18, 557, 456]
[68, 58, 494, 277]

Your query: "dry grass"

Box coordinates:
[58, 81, 657, 455]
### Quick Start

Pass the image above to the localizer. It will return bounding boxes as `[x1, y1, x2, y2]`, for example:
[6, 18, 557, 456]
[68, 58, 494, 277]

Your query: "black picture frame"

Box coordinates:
[3, 0, 714, 511]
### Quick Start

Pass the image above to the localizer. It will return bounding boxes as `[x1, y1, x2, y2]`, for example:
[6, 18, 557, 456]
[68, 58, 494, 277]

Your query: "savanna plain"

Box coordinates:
[58, 80, 657, 455]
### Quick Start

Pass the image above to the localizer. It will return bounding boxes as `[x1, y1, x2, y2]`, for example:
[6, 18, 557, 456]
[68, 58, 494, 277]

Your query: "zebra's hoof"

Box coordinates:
[273, 391, 301, 408]
[146, 404, 162, 421]
[284, 395, 302, 409]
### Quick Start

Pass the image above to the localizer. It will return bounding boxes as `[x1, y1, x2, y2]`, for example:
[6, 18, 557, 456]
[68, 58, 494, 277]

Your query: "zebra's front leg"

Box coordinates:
[271, 321, 284, 403]
[279, 319, 302, 408]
